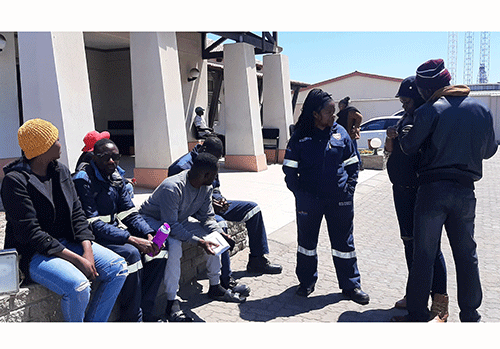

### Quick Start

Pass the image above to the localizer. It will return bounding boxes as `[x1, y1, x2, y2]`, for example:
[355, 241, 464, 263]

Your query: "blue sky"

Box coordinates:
[6, 2, 500, 88]
[275, 32, 500, 85]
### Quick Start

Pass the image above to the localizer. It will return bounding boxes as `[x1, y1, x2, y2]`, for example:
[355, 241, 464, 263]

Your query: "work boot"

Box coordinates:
[429, 293, 449, 322]
[394, 296, 407, 309]
[246, 255, 282, 274]
[342, 287, 370, 305]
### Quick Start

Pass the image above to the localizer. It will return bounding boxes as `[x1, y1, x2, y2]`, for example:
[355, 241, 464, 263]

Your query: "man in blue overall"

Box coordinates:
[73, 138, 168, 322]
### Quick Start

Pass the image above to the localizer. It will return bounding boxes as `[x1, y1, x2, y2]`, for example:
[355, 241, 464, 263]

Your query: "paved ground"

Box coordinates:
[151, 152, 500, 324]
[2, 152, 500, 327]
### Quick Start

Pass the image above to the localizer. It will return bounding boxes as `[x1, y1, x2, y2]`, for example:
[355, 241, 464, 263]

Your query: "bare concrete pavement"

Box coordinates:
[174, 152, 500, 323]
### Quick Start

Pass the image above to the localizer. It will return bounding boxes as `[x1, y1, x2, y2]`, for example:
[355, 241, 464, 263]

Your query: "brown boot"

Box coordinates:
[429, 293, 449, 322]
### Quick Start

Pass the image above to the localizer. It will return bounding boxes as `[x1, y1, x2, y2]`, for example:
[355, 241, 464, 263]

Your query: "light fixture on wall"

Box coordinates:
[188, 68, 200, 82]
[0, 34, 6, 52]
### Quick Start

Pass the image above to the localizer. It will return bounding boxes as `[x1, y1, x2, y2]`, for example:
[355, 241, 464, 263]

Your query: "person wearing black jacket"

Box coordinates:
[1, 118, 127, 322]
[386, 76, 448, 321]
[397, 59, 498, 322]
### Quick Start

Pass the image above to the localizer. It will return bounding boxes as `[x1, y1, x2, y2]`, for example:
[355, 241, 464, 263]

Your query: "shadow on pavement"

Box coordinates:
[338, 308, 408, 322]
[237, 286, 345, 322]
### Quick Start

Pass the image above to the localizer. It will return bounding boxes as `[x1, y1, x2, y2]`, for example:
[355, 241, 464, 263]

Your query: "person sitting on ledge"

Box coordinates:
[168, 137, 283, 287]
[1, 118, 127, 322]
[140, 153, 247, 322]
[73, 138, 167, 322]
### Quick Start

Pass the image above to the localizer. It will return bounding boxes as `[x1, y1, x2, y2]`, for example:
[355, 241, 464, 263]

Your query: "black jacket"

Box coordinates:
[399, 85, 498, 185]
[1, 158, 94, 278]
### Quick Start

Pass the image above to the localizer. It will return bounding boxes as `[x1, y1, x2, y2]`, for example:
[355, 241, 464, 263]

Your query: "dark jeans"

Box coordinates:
[216, 200, 270, 283]
[392, 184, 447, 296]
[102, 242, 167, 322]
[406, 181, 482, 322]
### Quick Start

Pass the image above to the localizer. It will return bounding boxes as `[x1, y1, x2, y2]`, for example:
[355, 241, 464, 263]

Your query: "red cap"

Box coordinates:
[82, 130, 111, 152]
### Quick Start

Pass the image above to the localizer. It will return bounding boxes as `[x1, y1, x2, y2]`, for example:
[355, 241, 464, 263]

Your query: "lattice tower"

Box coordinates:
[477, 32, 490, 83]
[463, 32, 474, 85]
[447, 32, 458, 84]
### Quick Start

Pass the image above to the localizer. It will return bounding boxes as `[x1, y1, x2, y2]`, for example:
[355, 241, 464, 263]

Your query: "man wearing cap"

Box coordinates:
[75, 130, 135, 197]
[397, 59, 498, 322]
[73, 138, 167, 322]
[386, 76, 448, 321]
[193, 106, 214, 139]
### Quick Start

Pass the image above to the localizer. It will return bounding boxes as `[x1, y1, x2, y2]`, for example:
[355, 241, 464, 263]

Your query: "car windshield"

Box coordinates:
[361, 120, 386, 131]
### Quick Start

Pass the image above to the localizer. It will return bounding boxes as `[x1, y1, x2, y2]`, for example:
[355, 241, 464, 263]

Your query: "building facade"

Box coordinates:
[0, 32, 296, 187]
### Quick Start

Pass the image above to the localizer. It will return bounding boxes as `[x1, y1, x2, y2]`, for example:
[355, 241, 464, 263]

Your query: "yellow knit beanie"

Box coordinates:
[18, 118, 59, 159]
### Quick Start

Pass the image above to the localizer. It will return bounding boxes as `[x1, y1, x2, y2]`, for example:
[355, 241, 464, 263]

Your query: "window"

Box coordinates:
[361, 120, 386, 131]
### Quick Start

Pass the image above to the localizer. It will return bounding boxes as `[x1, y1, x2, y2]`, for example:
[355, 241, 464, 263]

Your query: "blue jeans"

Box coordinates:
[392, 184, 447, 297]
[407, 181, 482, 322]
[29, 240, 128, 322]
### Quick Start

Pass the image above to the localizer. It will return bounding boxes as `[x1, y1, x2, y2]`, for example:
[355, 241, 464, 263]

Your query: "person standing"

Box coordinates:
[1, 119, 127, 322]
[397, 59, 497, 322]
[386, 76, 448, 321]
[283, 88, 369, 304]
[337, 96, 363, 140]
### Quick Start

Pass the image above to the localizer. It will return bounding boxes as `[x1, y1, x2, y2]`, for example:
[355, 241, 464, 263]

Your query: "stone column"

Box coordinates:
[130, 32, 188, 188]
[17, 32, 95, 171]
[223, 42, 267, 172]
[0, 32, 21, 177]
[262, 53, 294, 163]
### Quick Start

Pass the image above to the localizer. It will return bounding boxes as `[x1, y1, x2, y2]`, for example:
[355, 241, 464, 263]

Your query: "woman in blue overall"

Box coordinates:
[283, 89, 369, 304]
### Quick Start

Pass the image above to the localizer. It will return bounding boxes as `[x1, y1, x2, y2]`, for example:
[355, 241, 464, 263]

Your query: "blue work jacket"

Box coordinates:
[283, 124, 360, 200]
[73, 161, 154, 245]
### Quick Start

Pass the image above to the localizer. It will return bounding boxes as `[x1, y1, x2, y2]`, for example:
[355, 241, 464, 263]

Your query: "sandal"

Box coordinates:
[168, 310, 194, 322]
[166, 299, 194, 322]
[208, 286, 246, 303]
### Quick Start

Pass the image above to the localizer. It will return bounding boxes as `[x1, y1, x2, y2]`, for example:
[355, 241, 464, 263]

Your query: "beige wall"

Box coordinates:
[176, 32, 208, 141]
[0, 32, 21, 159]
[294, 75, 402, 122]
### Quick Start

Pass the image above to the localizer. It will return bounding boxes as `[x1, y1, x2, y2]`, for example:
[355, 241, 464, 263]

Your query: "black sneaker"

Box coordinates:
[342, 288, 370, 305]
[220, 277, 251, 297]
[246, 255, 282, 274]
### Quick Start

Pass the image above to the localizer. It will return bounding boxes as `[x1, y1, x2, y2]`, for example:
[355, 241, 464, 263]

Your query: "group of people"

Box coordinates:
[283, 58, 497, 322]
[1, 121, 281, 322]
[1, 58, 497, 323]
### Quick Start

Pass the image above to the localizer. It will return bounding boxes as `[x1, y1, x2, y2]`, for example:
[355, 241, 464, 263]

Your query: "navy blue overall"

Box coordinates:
[73, 162, 167, 322]
[283, 124, 362, 291]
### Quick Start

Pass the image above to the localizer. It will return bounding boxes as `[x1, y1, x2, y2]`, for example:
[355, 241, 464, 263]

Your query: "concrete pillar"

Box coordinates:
[17, 32, 95, 171]
[130, 32, 188, 188]
[176, 32, 208, 149]
[0, 32, 21, 177]
[262, 53, 294, 163]
[223, 42, 267, 172]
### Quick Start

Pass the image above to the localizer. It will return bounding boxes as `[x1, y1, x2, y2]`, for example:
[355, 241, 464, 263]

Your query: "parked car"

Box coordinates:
[357, 114, 403, 149]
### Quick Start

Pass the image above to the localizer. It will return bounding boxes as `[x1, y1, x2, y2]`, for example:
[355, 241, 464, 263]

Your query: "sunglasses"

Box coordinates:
[95, 153, 121, 162]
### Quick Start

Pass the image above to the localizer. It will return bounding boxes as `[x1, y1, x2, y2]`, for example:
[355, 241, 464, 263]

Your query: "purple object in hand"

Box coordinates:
[148, 223, 170, 257]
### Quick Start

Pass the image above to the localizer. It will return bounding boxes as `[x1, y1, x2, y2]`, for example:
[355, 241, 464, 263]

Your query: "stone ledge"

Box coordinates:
[360, 154, 386, 170]
[0, 221, 248, 322]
